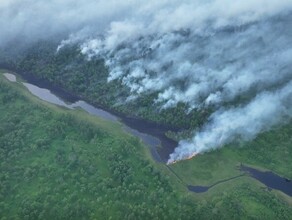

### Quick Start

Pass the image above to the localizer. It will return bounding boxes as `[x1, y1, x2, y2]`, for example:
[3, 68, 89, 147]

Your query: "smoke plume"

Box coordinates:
[168, 81, 292, 163]
[1, 1, 292, 162]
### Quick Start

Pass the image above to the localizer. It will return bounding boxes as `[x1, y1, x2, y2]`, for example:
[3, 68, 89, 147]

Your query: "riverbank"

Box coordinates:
[2, 69, 292, 219]
[1, 67, 180, 162]
[4, 70, 292, 198]
[0, 72, 196, 219]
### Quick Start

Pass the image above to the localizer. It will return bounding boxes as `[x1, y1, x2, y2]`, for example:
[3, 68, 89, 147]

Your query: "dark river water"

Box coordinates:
[240, 165, 292, 196]
[187, 165, 292, 196]
[3, 72, 292, 196]
[3, 72, 177, 162]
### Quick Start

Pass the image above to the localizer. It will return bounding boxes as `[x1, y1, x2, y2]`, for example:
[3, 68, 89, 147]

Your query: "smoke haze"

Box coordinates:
[1, 1, 292, 162]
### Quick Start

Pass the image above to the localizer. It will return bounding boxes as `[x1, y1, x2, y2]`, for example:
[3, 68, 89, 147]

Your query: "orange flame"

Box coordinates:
[186, 152, 197, 160]
[167, 152, 198, 165]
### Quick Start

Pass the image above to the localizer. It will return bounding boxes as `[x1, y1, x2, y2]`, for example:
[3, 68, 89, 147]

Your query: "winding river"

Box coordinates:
[3, 72, 292, 196]
[3, 72, 176, 163]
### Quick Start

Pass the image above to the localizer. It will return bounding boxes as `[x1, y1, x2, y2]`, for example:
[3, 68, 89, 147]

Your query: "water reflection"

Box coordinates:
[22, 82, 120, 123]
[23, 82, 72, 108]
[4, 73, 162, 161]
[3, 73, 17, 82]
[71, 101, 118, 121]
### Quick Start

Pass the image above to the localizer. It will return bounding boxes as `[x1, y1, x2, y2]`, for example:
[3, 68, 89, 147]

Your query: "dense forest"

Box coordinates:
[0, 41, 212, 131]
[0, 76, 190, 219]
[1, 1, 292, 219]
[1, 71, 292, 219]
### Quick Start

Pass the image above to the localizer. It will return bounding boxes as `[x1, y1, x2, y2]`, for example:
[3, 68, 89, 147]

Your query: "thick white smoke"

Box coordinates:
[2, 1, 292, 162]
[168, 81, 292, 163]
[0, 0, 140, 46]
[75, 1, 292, 162]
[79, 12, 292, 108]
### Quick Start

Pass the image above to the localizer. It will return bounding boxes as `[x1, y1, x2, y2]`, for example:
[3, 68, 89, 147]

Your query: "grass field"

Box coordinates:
[171, 126, 292, 185]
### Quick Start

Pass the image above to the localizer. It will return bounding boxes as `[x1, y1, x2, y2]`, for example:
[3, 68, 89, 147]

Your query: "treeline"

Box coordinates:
[0, 41, 211, 129]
